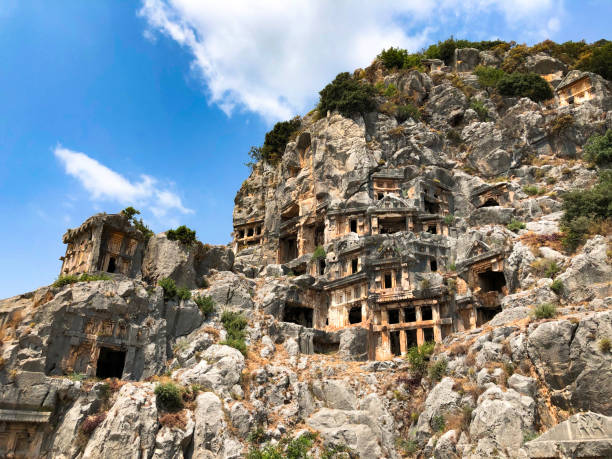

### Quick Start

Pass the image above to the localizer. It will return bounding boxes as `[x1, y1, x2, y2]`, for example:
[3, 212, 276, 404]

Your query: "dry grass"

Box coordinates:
[519, 232, 564, 253]
[159, 410, 187, 430]
[447, 342, 468, 356]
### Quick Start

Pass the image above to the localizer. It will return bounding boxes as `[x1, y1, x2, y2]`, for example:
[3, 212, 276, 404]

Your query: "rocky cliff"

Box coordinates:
[1, 41, 611, 458]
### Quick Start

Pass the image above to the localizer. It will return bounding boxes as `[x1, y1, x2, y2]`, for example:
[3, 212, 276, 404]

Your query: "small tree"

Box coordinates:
[318, 72, 377, 118]
[159, 278, 177, 299]
[378, 47, 408, 69]
[583, 129, 612, 167]
[261, 117, 301, 164]
[154, 382, 183, 412]
[120, 206, 140, 220]
[497, 72, 554, 102]
[166, 225, 197, 245]
[473, 65, 507, 88]
[194, 295, 215, 317]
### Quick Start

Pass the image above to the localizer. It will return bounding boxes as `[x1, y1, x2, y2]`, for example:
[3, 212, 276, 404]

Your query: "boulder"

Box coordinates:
[416, 377, 461, 441]
[463, 122, 511, 177]
[195, 245, 234, 276]
[455, 48, 481, 72]
[142, 233, 198, 288]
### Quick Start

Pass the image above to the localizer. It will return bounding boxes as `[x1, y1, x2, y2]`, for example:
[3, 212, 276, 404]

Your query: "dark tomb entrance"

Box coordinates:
[107, 257, 117, 273]
[390, 331, 401, 356]
[477, 270, 506, 292]
[96, 347, 126, 379]
[349, 306, 362, 324]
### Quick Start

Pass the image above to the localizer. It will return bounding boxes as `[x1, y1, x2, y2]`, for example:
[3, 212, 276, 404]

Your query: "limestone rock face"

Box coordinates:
[82, 384, 158, 459]
[143, 233, 199, 288]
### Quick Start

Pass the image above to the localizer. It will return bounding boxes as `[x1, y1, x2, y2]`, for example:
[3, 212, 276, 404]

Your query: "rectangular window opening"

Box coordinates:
[349, 306, 362, 324]
[404, 307, 416, 322]
[350, 219, 357, 233]
[96, 347, 126, 379]
[351, 258, 358, 274]
[421, 306, 433, 321]
[388, 309, 400, 324]
[384, 273, 393, 289]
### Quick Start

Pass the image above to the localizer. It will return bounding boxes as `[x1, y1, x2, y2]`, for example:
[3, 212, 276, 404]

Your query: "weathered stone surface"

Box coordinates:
[416, 377, 461, 440]
[82, 384, 158, 458]
[463, 122, 511, 177]
[524, 412, 612, 459]
[143, 234, 199, 288]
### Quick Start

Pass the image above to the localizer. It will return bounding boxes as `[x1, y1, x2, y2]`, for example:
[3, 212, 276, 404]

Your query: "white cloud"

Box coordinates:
[54, 145, 193, 217]
[139, 0, 562, 122]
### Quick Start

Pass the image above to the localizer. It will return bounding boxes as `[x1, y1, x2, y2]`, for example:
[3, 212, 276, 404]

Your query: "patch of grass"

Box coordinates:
[550, 279, 564, 294]
[532, 303, 557, 319]
[176, 287, 192, 301]
[247, 432, 318, 459]
[53, 273, 111, 288]
[428, 357, 448, 382]
[523, 185, 540, 196]
[397, 438, 418, 455]
[599, 338, 611, 353]
[584, 129, 612, 167]
[311, 245, 326, 260]
[396, 104, 420, 123]
[194, 295, 215, 317]
[507, 219, 526, 233]
[523, 430, 538, 443]
[444, 214, 455, 225]
[497, 72, 554, 102]
[154, 382, 184, 412]
[166, 225, 197, 245]
[68, 372, 87, 382]
[159, 278, 177, 299]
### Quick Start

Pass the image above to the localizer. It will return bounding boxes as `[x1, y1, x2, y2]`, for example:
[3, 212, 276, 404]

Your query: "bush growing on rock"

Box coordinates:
[577, 41, 612, 80]
[176, 287, 191, 301]
[523, 185, 540, 196]
[261, 117, 301, 164]
[80, 412, 107, 435]
[311, 245, 326, 260]
[550, 279, 564, 294]
[532, 303, 557, 319]
[395, 104, 420, 123]
[154, 382, 184, 412]
[166, 225, 197, 245]
[194, 295, 214, 317]
[496, 72, 554, 102]
[469, 98, 489, 121]
[473, 65, 507, 88]
[247, 431, 317, 459]
[428, 357, 448, 382]
[378, 47, 409, 69]
[599, 338, 611, 353]
[431, 414, 445, 432]
[159, 278, 177, 299]
[53, 273, 111, 288]
[220, 310, 248, 355]
[507, 219, 526, 233]
[583, 129, 612, 167]
[406, 342, 435, 376]
[318, 72, 377, 118]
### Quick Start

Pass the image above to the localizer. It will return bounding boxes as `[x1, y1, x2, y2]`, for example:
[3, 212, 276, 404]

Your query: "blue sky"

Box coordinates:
[0, 0, 610, 298]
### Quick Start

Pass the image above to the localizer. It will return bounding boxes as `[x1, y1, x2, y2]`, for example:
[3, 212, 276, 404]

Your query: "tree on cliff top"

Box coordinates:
[318, 72, 376, 118]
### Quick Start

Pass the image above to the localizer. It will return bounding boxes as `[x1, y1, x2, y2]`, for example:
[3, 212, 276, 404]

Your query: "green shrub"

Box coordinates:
[550, 279, 564, 294]
[444, 214, 455, 225]
[599, 338, 611, 353]
[406, 342, 435, 376]
[194, 295, 215, 317]
[523, 430, 538, 443]
[446, 129, 462, 145]
[424, 37, 505, 65]
[449, 263, 457, 271]
[177, 287, 191, 301]
[53, 273, 111, 288]
[431, 414, 445, 432]
[497, 72, 554, 102]
[220, 310, 248, 355]
[248, 426, 268, 445]
[318, 72, 377, 118]
[533, 303, 557, 319]
[311, 245, 326, 260]
[469, 99, 489, 121]
[155, 382, 183, 412]
[247, 432, 317, 459]
[560, 171, 611, 252]
[397, 438, 418, 455]
[261, 117, 301, 164]
[583, 129, 612, 167]
[428, 357, 448, 382]
[378, 47, 408, 69]
[577, 41, 612, 80]
[120, 206, 140, 220]
[523, 185, 540, 196]
[384, 83, 398, 97]
[159, 278, 177, 299]
[395, 104, 420, 123]
[404, 53, 423, 70]
[473, 65, 507, 87]
[120, 207, 153, 241]
[507, 219, 526, 233]
[166, 225, 197, 245]
[544, 261, 561, 278]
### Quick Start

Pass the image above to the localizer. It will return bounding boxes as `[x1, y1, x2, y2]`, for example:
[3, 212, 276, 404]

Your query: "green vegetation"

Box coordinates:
[397, 438, 418, 455]
[53, 273, 111, 288]
[423, 37, 505, 65]
[560, 170, 611, 252]
[444, 214, 455, 225]
[507, 219, 526, 233]
[176, 287, 192, 301]
[68, 372, 87, 382]
[497, 72, 553, 102]
[120, 206, 154, 241]
[395, 104, 420, 123]
[550, 279, 564, 295]
[523, 430, 539, 443]
[469, 98, 489, 121]
[378, 47, 423, 70]
[431, 414, 445, 432]
[159, 278, 177, 299]
[220, 310, 248, 356]
[473, 65, 507, 88]
[523, 185, 540, 196]
[259, 117, 302, 164]
[428, 357, 448, 382]
[383, 83, 398, 97]
[194, 295, 215, 317]
[406, 342, 435, 376]
[311, 245, 326, 261]
[583, 129, 612, 167]
[599, 338, 611, 353]
[533, 303, 557, 319]
[545, 261, 561, 278]
[247, 432, 317, 459]
[166, 225, 197, 245]
[154, 382, 183, 412]
[577, 41, 612, 80]
[318, 72, 377, 118]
